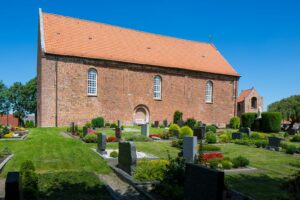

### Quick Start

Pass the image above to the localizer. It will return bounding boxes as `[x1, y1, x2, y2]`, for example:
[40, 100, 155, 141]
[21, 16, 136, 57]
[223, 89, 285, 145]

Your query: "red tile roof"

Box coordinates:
[41, 12, 239, 77]
[237, 89, 252, 103]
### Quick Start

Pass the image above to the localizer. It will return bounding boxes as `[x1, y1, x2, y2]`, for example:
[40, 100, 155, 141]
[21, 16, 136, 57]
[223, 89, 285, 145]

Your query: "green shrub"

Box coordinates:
[185, 118, 197, 129]
[208, 158, 222, 169]
[2, 126, 9, 135]
[83, 134, 97, 143]
[134, 160, 168, 181]
[286, 145, 297, 154]
[202, 145, 221, 152]
[171, 139, 183, 149]
[169, 123, 180, 132]
[159, 124, 165, 128]
[25, 121, 35, 128]
[250, 132, 265, 139]
[91, 117, 105, 128]
[232, 156, 250, 168]
[219, 133, 230, 143]
[179, 126, 193, 139]
[229, 117, 240, 129]
[291, 135, 300, 142]
[127, 135, 151, 142]
[110, 123, 117, 129]
[173, 110, 183, 124]
[105, 122, 110, 127]
[206, 133, 217, 144]
[221, 160, 233, 169]
[110, 151, 118, 158]
[85, 121, 92, 128]
[280, 141, 289, 150]
[261, 112, 282, 133]
[241, 112, 257, 128]
[160, 131, 170, 139]
[254, 140, 268, 148]
[206, 125, 217, 133]
[20, 160, 36, 173]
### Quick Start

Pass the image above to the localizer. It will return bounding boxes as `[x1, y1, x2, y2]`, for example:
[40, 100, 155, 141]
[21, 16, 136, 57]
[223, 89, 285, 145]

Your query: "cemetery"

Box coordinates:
[0, 126, 29, 140]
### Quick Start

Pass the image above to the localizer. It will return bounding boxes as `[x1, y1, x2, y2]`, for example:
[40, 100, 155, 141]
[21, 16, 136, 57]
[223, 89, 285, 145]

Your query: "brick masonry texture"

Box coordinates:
[37, 54, 239, 127]
[237, 88, 263, 116]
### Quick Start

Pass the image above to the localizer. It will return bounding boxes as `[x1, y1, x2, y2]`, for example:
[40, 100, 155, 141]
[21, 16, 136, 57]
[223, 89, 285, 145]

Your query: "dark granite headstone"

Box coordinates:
[183, 136, 197, 163]
[118, 142, 137, 176]
[154, 121, 159, 128]
[163, 119, 168, 127]
[177, 120, 185, 127]
[172, 130, 179, 138]
[288, 129, 297, 135]
[232, 132, 243, 140]
[115, 128, 122, 140]
[5, 172, 21, 200]
[239, 127, 251, 137]
[268, 137, 282, 148]
[97, 133, 106, 152]
[83, 126, 88, 137]
[184, 163, 224, 200]
[141, 124, 149, 137]
[193, 126, 206, 140]
[70, 122, 75, 134]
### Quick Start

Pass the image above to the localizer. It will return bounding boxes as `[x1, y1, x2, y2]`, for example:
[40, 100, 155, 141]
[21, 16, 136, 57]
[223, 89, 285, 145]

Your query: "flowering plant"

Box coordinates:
[202, 153, 224, 162]
[107, 136, 117, 142]
[149, 134, 161, 138]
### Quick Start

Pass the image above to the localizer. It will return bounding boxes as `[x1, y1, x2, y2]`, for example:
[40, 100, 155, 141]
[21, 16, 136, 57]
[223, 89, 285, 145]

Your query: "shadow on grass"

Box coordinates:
[226, 173, 286, 200]
[38, 171, 112, 200]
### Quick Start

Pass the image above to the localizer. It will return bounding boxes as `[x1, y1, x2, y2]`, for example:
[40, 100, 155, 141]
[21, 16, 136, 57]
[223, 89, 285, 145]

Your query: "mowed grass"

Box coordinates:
[0, 128, 111, 176]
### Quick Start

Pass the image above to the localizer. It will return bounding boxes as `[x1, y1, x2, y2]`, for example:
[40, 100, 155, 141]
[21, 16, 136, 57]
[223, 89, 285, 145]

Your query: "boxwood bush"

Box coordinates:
[229, 117, 240, 129]
[169, 123, 180, 132]
[206, 125, 217, 133]
[83, 134, 97, 143]
[261, 112, 282, 133]
[185, 118, 197, 129]
[232, 156, 250, 168]
[206, 133, 217, 144]
[179, 126, 193, 139]
[241, 112, 257, 128]
[91, 117, 105, 128]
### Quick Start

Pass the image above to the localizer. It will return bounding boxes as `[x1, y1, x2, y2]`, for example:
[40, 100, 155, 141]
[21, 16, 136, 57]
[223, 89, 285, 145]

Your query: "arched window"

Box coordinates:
[87, 68, 97, 96]
[153, 75, 162, 100]
[251, 97, 257, 108]
[205, 80, 213, 103]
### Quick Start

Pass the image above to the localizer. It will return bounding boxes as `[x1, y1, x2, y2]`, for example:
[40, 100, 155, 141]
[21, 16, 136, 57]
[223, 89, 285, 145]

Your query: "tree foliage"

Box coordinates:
[268, 95, 300, 127]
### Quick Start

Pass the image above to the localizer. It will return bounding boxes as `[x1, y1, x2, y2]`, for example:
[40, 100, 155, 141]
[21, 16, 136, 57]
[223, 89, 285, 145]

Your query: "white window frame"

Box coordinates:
[153, 75, 162, 100]
[205, 80, 213, 103]
[87, 68, 97, 96]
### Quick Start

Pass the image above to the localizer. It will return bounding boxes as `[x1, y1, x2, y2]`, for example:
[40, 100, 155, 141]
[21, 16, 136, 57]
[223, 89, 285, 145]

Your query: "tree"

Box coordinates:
[23, 78, 37, 123]
[9, 82, 27, 126]
[0, 81, 11, 125]
[268, 95, 300, 129]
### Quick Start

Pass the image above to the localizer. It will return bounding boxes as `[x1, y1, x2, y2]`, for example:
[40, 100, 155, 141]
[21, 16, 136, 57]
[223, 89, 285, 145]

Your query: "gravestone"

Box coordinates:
[70, 122, 75, 134]
[288, 129, 297, 135]
[172, 129, 179, 138]
[163, 119, 168, 127]
[154, 121, 159, 128]
[117, 120, 122, 129]
[239, 127, 251, 137]
[232, 132, 243, 140]
[184, 163, 224, 200]
[268, 137, 282, 151]
[115, 128, 122, 140]
[5, 172, 21, 200]
[83, 126, 88, 137]
[118, 142, 137, 176]
[183, 136, 197, 163]
[177, 120, 185, 127]
[193, 126, 206, 140]
[141, 124, 149, 137]
[97, 133, 106, 154]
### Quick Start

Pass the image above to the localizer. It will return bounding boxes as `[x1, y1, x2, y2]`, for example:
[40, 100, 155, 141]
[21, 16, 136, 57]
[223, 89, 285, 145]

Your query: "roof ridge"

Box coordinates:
[42, 11, 213, 47]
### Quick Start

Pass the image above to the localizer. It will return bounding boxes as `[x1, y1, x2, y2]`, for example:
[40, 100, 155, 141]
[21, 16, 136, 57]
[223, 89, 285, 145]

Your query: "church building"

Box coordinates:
[37, 10, 240, 127]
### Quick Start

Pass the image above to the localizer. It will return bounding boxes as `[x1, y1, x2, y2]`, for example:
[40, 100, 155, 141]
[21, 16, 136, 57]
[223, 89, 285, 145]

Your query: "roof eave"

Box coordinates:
[39, 8, 46, 53]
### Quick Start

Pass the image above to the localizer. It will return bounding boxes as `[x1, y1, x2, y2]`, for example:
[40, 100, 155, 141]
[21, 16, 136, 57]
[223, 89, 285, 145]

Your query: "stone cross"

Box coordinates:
[141, 123, 149, 137]
[118, 142, 137, 176]
[183, 136, 198, 163]
[97, 133, 107, 154]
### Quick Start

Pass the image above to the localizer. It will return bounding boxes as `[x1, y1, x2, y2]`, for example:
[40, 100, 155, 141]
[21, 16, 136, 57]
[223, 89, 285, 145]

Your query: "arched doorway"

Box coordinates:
[133, 105, 150, 125]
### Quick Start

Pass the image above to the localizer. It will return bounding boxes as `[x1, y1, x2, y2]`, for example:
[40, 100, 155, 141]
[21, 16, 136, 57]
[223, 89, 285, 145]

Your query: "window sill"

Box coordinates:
[88, 94, 98, 97]
[154, 98, 162, 101]
[205, 102, 213, 104]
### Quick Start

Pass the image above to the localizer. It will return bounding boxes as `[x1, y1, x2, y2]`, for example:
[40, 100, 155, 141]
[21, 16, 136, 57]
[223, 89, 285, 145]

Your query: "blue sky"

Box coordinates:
[1, 0, 300, 109]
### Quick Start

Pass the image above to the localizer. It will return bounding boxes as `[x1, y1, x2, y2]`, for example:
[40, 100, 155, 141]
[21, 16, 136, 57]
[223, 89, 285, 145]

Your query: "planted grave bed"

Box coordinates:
[0, 126, 29, 140]
[0, 147, 13, 171]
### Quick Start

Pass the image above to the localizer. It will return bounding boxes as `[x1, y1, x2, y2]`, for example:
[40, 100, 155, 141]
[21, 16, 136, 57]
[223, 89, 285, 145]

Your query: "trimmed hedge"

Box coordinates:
[241, 113, 257, 129]
[229, 117, 240, 129]
[261, 112, 282, 133]
[179, 126, 193, 139]
[91, 117, 105, 128]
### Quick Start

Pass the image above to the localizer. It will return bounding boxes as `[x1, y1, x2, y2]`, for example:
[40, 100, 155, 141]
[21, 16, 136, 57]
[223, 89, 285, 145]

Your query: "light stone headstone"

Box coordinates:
[97, 133, 106, 154]
[141, 124, 149, 137]
[183, 136, 198, 163]
[239, 127, 251, 137]
[118, 142, 137, 176]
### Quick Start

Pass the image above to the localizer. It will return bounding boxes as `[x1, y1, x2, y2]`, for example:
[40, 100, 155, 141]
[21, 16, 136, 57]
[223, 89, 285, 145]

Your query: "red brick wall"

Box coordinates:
[0, 115, 19, 127]
[37, 54, 239, 127]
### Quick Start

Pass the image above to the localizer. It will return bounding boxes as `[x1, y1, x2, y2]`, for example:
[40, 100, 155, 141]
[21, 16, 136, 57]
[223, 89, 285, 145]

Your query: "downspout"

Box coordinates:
[55, 60, 58, 127]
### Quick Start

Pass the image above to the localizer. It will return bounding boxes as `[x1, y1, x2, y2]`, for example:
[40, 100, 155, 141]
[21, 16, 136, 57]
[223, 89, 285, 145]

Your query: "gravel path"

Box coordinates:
[98, 173, 148, 200]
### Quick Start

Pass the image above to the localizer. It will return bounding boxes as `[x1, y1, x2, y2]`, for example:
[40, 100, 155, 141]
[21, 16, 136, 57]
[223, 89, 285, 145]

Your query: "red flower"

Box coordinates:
[202, 153, 224, 162]
[88, 129, 95, 134]
[107, 136, 117, 142]
[149, 134, 160, 138]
